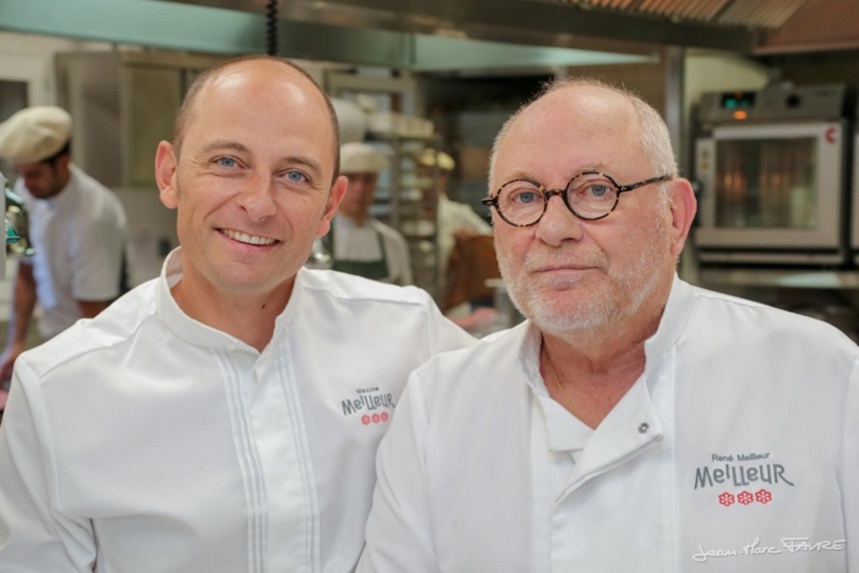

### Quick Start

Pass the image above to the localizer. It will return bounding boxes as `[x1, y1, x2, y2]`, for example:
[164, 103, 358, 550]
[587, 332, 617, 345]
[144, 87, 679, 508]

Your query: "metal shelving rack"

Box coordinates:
[369, 134, 443, 299]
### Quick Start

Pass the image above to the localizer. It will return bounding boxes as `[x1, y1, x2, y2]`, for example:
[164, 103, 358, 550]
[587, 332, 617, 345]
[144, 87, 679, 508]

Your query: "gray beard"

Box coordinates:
[497, 217, 670, 338]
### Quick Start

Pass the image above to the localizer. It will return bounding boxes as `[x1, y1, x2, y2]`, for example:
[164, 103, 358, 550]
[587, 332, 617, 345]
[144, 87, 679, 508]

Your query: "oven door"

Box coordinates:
[695, 121, 846, 265]
[851, 130, 859, 263]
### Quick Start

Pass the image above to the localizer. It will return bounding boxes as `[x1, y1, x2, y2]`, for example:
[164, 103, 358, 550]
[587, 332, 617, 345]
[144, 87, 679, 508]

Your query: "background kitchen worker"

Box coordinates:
[418, 149, 498, 329]
[332, 142, 412, 285]
[0, 55, 474, 572]
[0, 106, 128, 382]
[358, 77, 858, 572]
[417, 149, 490, 279]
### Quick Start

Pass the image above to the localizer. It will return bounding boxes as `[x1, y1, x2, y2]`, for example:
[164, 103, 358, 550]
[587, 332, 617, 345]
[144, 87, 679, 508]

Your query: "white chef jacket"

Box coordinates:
[0, 248, 475, 572]
[16, 164, 128, 339]
[359, 276, 859, 573]
[332, 217, 413, 285]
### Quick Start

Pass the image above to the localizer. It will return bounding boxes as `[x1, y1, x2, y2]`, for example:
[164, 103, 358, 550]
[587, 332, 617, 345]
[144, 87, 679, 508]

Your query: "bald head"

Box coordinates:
[490, 77, 677, 187]
[173, 56, 341, 182]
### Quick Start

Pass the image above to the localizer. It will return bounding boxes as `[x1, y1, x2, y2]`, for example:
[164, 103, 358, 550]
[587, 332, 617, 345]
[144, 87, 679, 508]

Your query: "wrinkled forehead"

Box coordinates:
[493, 86, 644, 184]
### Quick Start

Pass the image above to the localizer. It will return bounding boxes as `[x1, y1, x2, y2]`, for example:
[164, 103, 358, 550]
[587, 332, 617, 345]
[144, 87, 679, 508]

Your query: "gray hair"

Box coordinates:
[489, 77, 677, 201]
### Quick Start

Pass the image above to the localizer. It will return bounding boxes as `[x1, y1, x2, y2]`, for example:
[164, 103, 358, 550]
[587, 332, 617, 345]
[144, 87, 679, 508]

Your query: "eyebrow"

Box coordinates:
[201, 140, 325, 178]
[500, 163, 609, 183]
[201, 140, 250, 155]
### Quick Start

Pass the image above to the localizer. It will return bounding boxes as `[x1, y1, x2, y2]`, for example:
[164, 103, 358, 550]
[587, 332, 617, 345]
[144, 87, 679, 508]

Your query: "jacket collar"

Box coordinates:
[154, 247, 302, 354]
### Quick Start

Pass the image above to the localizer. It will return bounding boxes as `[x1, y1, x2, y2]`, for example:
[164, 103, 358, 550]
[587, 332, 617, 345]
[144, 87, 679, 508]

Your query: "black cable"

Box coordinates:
[266, 0, 278, 56]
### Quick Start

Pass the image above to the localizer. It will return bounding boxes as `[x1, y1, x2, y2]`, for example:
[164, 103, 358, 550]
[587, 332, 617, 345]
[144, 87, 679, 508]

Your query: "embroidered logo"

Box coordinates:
[694, 452, 793, 507]
[361, 412, 390, 426]
[719, 489, 772, 507]
[341, 386, 395, 425]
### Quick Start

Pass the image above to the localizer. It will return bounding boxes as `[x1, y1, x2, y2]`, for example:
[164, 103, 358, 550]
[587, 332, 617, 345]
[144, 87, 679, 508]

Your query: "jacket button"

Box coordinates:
[638, 422, 649, 434]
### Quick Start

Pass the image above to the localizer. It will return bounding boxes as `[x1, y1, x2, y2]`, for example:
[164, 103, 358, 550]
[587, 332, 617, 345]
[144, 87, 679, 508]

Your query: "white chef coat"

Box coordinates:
[359, 276, 859, 573]
[15, 164, 128, 339]
[332, 217, 413, 285]
[436, 194, 490, 276]
[0, 248, 475, 572]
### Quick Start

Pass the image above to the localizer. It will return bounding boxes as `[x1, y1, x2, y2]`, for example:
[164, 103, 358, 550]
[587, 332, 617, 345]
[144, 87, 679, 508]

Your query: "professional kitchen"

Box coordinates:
[0, 0, 857, 571]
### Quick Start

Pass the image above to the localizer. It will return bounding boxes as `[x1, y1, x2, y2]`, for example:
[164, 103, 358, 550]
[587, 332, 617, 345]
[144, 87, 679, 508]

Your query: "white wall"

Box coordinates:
[0, 31, 113, 104]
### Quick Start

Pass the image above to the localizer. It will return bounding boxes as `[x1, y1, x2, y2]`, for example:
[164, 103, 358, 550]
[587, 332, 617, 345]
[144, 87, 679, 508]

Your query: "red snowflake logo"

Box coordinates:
[371, 413, 381, 424]
[361, 415, 371, 425]
[755, 489, 772, 504]
[718, 492, 735, 507]
[737, 491, 754, 505]
[381, 412, 389, 422]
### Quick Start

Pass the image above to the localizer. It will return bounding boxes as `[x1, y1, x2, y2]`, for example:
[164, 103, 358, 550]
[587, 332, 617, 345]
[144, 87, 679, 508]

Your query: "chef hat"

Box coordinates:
[340, 142, 389, 174]
[418, 149, 455, 172]
[0, 106, 72, 164]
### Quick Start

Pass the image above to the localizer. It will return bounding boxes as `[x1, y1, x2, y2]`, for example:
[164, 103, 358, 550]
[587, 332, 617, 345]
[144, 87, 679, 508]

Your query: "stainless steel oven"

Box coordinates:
[694, 84, 850, 266]
[850, 98, 859, 264]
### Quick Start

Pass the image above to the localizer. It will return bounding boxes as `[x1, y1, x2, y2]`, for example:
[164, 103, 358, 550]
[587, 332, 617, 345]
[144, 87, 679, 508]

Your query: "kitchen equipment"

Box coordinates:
[849, 97, 859, 265]
[694, 83, 851, 266]
[4, 187, 32, 257]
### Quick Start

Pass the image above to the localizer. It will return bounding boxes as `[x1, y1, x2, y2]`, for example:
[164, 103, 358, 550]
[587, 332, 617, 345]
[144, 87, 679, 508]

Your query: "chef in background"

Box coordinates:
[421, 149, 499, 331]
[331, 142, 412, 285]
[0, 106, 127, 382]
[418, 149, 491, 279]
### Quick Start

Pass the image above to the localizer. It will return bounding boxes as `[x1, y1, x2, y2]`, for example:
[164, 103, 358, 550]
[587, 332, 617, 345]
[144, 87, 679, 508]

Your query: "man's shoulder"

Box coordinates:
[684, 281, 857, 354]
[411, 323, 527, 392]
[18, 280, 158, 378]
[402, 323, 530, 419]
[70, 164, 110, 194]
[70, 166, 126, 217]
[299, 267, 429, 306]
[370, 219, 407, 243]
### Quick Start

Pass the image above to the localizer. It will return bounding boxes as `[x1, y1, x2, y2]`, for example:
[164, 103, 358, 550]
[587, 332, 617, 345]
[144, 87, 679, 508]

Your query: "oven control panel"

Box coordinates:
[698, 83, 848, 124]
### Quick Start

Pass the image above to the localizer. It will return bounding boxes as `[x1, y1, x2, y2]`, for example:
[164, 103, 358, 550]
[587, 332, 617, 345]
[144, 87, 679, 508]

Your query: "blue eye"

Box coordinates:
[217, 157, 238, 168]
[516, 191, 538, 205]
[589, 184, 610, 198]
[286, 170, 307, 183]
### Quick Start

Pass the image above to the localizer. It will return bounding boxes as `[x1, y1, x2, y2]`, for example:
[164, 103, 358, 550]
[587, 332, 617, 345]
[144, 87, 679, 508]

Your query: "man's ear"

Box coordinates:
[317, 175, 348, 237]
[668, 178, 697, 257]
[55, 153, 72, 173]
[155, 141, 179, 209]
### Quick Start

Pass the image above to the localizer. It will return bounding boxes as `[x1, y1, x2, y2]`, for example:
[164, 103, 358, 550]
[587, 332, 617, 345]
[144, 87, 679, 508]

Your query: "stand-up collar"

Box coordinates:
[642, 274, 695, 377]
[512, 273, 694, 392]
[511, 274, 694, 451]
[154, 248, 302, 354]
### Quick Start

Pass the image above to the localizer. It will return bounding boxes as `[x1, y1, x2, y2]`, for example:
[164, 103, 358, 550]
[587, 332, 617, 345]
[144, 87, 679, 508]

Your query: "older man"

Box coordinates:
[0, 56, 474, 572]
[358, 78, 858, 572]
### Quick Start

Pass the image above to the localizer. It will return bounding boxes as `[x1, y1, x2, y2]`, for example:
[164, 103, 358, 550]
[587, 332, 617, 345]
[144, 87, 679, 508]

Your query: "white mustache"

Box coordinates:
[521, 248, 607, 273]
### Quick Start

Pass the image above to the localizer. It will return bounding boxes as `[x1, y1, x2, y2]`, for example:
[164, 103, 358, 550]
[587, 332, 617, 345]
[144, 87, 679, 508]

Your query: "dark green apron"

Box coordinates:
[330, 225, 391, 282]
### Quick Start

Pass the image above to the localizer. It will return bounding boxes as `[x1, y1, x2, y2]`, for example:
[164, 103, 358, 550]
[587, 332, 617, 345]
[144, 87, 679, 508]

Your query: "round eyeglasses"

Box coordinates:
[481, 170, 672, 227]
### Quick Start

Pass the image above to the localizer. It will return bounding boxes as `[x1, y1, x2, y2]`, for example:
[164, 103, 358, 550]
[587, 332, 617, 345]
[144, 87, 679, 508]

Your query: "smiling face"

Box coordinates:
[491, 84, 688, 337]
[155, 59, 346, 303]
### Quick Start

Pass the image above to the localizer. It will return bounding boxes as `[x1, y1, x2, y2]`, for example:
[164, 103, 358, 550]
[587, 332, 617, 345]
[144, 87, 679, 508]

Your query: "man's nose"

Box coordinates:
[240, 174, 277, 220]
[534, 193, 584, 245]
